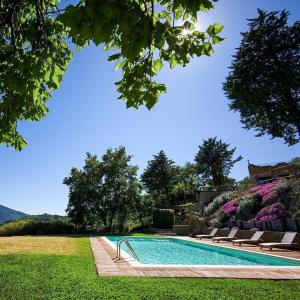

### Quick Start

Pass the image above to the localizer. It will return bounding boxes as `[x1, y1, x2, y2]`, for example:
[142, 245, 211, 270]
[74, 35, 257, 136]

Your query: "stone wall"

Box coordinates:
[196, 191, 223, 213]
[173, 225, 191, 236]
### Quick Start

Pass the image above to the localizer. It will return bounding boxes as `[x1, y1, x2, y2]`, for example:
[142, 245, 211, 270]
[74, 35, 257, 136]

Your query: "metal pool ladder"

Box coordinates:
[114, 239, 140, 262]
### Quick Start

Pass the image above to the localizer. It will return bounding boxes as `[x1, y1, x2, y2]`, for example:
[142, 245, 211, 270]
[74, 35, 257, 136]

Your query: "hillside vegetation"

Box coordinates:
[202, 177, 300, 227]
[0, 219, 75, 236]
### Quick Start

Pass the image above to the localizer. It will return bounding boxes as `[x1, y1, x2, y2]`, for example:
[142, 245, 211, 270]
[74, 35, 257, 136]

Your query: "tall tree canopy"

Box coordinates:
[64, 147, 142, 231]
[223, 10, 300, 145]
[0, 0, 223, 150]
[141, 150, 177, 206]
[171, 163, 201, 203]
[194, 137, 242, 186]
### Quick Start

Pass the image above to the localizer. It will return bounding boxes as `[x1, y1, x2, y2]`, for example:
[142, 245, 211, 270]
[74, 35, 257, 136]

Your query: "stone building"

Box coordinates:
[248, 161, 300, 184]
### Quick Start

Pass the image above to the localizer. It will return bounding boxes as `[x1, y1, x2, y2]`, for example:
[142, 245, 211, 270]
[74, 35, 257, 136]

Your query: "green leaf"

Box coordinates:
[169, 55, 178, 69]
[44, 70, 51, 82]
[212, 36, 225, 44]
[108, 53, 121, 61]
[156, 38, 165, 49]
[206, 25, 213, 36]
[145, 93, 158, 109]
[160, 11, 168, 19]
[175, 7, 184, 19]
[152, 59, 163, 73]
[212, 23, 224, 35]
[114, 61, 122, 71]
[204, 42, 214, 56]
[15, 135, 27, 151]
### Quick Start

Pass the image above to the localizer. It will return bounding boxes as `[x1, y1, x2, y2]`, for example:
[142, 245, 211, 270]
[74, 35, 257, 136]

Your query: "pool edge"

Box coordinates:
[103, 235, 300, 268]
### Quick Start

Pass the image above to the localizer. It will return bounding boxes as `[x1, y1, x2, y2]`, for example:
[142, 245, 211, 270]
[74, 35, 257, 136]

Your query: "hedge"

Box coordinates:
[153, 208, 175, 229]
[0, 219, 76, 236]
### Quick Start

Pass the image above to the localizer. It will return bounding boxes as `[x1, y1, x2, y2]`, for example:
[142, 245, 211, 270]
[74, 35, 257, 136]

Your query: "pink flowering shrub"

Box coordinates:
[205, 178, 297, 226]
[222, 199, 238, 215]
[254, 203, 287, 222]
[249, 180, 281, 204]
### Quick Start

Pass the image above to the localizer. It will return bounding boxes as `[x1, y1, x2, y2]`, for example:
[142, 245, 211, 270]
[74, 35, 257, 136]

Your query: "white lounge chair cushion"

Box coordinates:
[260, 242, 290, 247]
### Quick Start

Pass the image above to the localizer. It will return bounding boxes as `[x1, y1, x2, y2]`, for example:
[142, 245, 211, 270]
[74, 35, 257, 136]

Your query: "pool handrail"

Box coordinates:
[114, 239, 140, 262]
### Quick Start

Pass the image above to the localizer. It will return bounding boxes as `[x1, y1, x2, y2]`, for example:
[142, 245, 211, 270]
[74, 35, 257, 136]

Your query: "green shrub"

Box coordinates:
[0, 219, 76, 236]
[212, 211, 230, 227]
[204, 192, 230, 217]
[236, 196, 261, 220]
[292, 209, 300, 219]
[237, 176, 254, 191]
[152, 209, 175, 229]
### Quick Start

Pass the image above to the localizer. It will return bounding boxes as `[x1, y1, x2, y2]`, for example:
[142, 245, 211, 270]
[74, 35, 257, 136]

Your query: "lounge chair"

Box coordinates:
[232, 231, 264, 246]
[195, 228, 218, 240]
[259, 232, 297, 251]
[212, 228, 238, 243]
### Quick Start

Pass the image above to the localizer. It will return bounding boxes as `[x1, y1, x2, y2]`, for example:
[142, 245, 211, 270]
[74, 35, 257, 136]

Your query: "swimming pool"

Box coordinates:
[106, 236, 300, 266]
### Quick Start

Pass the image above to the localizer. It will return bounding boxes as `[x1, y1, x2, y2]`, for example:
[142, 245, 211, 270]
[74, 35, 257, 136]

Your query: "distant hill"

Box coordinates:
[25, 213, 68, 221]
[0, 205, 27, 224]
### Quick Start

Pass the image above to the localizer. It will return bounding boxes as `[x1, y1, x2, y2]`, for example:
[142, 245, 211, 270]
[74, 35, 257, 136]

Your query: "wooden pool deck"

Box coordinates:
[90, 236, 300, 279]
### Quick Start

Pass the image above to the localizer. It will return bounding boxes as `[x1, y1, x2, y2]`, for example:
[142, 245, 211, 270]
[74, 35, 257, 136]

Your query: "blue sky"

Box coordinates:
[1, 0, 299, 215]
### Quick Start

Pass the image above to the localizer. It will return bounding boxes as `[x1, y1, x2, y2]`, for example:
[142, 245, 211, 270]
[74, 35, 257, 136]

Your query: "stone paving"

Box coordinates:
[90, 236, 300, 279]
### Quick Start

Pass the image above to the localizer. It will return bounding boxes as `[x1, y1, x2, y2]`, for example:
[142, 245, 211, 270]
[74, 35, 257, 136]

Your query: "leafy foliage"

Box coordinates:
[59, 0, 223, 110]
[194, 137, 242, 186]
[237, 177, 253, 191]
[204, 192, 230, 216]
[0, 0, 72, 150]
[236, 196, 260, 221]
[291, 157, 300, 166]
[64, 147, 142, 232]
[24, 213, 69, 222]
[1, 0, 223, 150]
[152, 208, 175, 229]
[171, 163, 202, 203]
[141, 150, 177, 206]
[0, 219, 75, 236]
[224, 10, 300, 145]
[213, 210, 230, 226]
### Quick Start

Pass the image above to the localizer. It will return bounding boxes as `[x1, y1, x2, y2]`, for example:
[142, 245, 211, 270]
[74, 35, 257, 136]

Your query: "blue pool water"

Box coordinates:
[106, 236, 300, 266]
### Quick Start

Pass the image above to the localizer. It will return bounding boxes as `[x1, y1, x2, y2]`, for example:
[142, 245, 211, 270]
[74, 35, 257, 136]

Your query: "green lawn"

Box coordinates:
[0, 236, 300, 300]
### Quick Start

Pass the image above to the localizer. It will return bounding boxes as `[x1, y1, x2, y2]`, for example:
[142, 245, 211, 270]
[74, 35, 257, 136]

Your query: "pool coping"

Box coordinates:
[90, 236, 300, 279]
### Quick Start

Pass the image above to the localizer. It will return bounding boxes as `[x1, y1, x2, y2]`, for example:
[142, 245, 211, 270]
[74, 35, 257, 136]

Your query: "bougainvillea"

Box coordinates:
[204, 178, 297, 226]
[254, 203, 287, 222]
[222, 199, 238, 215]
[249, 180, 281, 204]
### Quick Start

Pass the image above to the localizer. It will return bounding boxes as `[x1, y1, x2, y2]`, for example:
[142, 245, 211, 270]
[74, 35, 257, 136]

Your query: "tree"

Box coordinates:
[223, 10, 300, 145]
[194, 137, 242, 186]
[64, 166, 95, 228]
[64, 147, 142, 232]
[100, 147, 142, 232]
[141, 150, 177, 206]
[64, 153, 104, 228]
[291, 157, 300, 166]
[237, 176, 253, 191]
[171, 163, 201, 203]
[0, 0, 223, 150]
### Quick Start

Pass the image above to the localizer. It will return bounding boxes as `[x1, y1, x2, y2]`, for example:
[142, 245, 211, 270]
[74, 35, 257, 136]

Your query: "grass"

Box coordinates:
[0, 236, 300, 300]
[0, 236, 78, 255]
